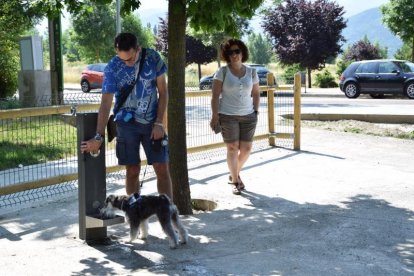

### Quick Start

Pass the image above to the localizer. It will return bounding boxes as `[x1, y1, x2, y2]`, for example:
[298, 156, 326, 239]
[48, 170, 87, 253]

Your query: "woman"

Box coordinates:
[210, 38, 260, 195]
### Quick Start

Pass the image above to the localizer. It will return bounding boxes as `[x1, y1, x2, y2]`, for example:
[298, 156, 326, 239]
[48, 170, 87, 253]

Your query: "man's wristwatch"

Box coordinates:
[94, 133, 103, 142]
[254, 110, 259, 115]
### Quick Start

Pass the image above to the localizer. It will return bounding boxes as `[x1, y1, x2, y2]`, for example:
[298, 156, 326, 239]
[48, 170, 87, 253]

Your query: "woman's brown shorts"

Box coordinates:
[219, 112, 258, 143]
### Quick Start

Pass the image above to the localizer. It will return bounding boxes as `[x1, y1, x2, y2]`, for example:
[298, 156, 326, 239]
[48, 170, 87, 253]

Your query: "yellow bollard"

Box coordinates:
[293, 72, 301, 150]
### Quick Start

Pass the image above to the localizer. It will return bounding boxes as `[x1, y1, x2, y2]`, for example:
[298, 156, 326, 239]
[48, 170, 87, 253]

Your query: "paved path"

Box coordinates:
[1, 128, 413, 275]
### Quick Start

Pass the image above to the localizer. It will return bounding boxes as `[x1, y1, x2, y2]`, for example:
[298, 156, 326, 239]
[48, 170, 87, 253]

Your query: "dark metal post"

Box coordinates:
[48, 15, 64, 105]
[77, 113, 107, 242]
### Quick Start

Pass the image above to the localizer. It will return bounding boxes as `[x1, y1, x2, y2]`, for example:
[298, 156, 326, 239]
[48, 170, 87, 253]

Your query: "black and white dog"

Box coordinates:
[102, 193, 188, 249]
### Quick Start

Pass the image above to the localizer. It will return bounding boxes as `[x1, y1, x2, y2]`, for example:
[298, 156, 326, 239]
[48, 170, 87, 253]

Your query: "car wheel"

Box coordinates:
[405, 82, 414, 99]
[81, 80, 91, 93]
[344, 82, 360, 98]
[200, 84, 211, 90]
[369, 93, 384, 99]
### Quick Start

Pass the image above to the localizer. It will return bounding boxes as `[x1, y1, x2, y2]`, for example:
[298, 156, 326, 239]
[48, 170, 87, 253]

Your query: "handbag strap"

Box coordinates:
[113, 48, 147, 115]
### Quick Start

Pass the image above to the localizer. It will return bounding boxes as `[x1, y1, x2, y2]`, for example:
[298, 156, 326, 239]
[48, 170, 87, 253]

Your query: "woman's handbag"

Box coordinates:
[105, 48, 146, 142]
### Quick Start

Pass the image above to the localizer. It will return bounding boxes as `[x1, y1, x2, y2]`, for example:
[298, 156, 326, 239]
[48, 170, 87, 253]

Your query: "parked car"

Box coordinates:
[198, 64, 276, 90]
[80, 63, 107, 92]
[339, 59, 414, 99]
[199, 74, 214, 90]
[248, 64, 277, 86]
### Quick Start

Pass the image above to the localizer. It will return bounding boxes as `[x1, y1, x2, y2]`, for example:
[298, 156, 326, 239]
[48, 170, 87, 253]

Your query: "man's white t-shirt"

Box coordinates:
[214, 65, 259, 116]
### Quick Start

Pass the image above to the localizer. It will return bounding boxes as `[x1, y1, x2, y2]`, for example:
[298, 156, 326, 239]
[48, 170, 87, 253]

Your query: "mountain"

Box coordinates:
[342, 7, 402, 58]
[136, 8, 167, 28]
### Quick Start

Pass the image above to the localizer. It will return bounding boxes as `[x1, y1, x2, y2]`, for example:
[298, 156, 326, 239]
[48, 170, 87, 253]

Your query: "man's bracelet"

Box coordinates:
[154, 122, 164, 127]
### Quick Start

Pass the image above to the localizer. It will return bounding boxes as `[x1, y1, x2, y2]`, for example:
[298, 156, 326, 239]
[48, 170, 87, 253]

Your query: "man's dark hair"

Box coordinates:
[114, 32, 138, 51]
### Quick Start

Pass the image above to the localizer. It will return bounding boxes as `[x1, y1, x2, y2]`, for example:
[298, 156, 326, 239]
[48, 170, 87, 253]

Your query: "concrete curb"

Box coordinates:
[300, 113, 414, 124]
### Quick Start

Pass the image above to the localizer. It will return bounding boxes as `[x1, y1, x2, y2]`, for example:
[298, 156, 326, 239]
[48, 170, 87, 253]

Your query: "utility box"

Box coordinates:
[18, 36, 51, 107]
[19, 36, 44, 71]
[18, 71, 51, 107]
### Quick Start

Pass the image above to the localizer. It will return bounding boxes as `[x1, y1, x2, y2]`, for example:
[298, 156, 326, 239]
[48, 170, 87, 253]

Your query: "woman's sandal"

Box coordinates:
[228, 176, 245, 191]
[230, 182, 241, 195]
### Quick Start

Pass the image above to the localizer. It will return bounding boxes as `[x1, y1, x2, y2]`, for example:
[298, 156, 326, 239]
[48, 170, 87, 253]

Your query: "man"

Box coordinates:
[80, 33, 172, 200]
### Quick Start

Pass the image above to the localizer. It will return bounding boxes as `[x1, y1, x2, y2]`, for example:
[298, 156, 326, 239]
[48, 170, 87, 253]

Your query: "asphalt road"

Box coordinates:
[301, 96, 414, 116]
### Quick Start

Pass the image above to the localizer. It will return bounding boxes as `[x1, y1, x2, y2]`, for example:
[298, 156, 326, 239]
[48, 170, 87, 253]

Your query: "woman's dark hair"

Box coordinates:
[220, 38, 249, 63]
[114, 32, 138, 51]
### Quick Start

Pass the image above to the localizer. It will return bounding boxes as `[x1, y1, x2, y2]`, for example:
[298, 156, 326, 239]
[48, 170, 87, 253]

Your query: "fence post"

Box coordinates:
[267, 73, 276, 146]
[293, 72, 301, 150]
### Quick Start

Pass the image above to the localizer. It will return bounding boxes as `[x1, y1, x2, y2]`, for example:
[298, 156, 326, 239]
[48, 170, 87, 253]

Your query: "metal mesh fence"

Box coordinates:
[0, 86, 296, 211]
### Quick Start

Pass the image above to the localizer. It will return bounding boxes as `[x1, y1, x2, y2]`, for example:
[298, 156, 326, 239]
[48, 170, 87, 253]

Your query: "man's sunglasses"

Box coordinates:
[225, 49, 241, 56]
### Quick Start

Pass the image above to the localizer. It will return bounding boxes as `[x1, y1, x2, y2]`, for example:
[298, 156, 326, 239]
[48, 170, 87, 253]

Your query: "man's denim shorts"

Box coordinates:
[115, 120, 169, 165]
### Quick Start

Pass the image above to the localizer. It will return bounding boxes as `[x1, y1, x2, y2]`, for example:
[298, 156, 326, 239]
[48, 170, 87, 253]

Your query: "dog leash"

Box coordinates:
[140, 164, 148, 188]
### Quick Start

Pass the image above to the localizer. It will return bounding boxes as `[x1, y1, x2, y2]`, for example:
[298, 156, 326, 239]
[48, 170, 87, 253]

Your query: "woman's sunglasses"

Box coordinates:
[225, 49, 241, 56]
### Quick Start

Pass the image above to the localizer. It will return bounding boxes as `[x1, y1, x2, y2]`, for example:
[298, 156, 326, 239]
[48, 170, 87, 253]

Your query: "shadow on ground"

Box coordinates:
[74, 192, 414, 275]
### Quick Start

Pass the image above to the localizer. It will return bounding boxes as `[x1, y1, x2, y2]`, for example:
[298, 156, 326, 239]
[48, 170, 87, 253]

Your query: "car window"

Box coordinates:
[378, 62, 399, 73]
[256, 67, 268, 73]
[355, 62, 377, 74]
[97, 64, 106, 72]
[399, 61, 414, 73]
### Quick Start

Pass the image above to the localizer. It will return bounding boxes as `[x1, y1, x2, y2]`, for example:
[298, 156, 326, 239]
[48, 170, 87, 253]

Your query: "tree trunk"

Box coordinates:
[167, 0, 192, 215]
[307, 68, 312, 88]
[412, 37, 414, 62]
[198, 63, 201, 80]
[217, 45, 221, 67]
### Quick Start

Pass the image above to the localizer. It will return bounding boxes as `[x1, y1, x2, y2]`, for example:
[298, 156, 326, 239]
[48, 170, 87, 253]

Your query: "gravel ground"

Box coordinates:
[302, 119, 414, 140]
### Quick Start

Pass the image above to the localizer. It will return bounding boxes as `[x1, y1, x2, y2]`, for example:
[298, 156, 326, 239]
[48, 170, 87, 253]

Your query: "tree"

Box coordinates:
[186, 36, 217, 79]
[248, 33, 273, 64]
[343, 40, 382, 62]
[0, 1, 41, 98]
[395, 41, 412, 61]
[71, 2, 115, 63]
[122, 14, 155, 48]
[62, 28, 81, 62]
[70, 2, 154, 63]
[381, 0, 414, 62]
[262, 0, 346, 88]
[336, 37, 386, 77]
[156, 18, 216, 79]
[192, 17, 253, 67]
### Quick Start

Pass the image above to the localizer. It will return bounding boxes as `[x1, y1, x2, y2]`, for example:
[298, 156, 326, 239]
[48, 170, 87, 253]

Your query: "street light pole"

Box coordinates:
[116, 0, 121, 34]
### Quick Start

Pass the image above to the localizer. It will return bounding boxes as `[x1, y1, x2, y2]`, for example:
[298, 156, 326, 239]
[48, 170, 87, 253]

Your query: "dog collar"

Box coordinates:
[121, 194, 142, 210]
[129, 195, 142, 207]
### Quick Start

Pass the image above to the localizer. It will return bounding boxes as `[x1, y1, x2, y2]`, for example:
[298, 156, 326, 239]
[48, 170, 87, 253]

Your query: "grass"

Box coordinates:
[64, 61, 85, 84]
[344, 127, 362, 134]
[0, 116, 77, 170]
[0, 98, 21, 109]
[302, 120, 414, 141]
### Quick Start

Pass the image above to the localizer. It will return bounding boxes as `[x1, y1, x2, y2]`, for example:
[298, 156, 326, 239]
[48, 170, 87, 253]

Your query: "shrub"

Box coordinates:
[336, 59, 352, 78]
[315, 69, 338, 88]
[281, 64, 302, 84]
[0, 46, 19, 98]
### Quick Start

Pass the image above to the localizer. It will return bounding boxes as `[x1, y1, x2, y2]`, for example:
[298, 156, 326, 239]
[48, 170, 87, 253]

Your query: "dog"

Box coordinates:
[102, 193, 188, 249]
